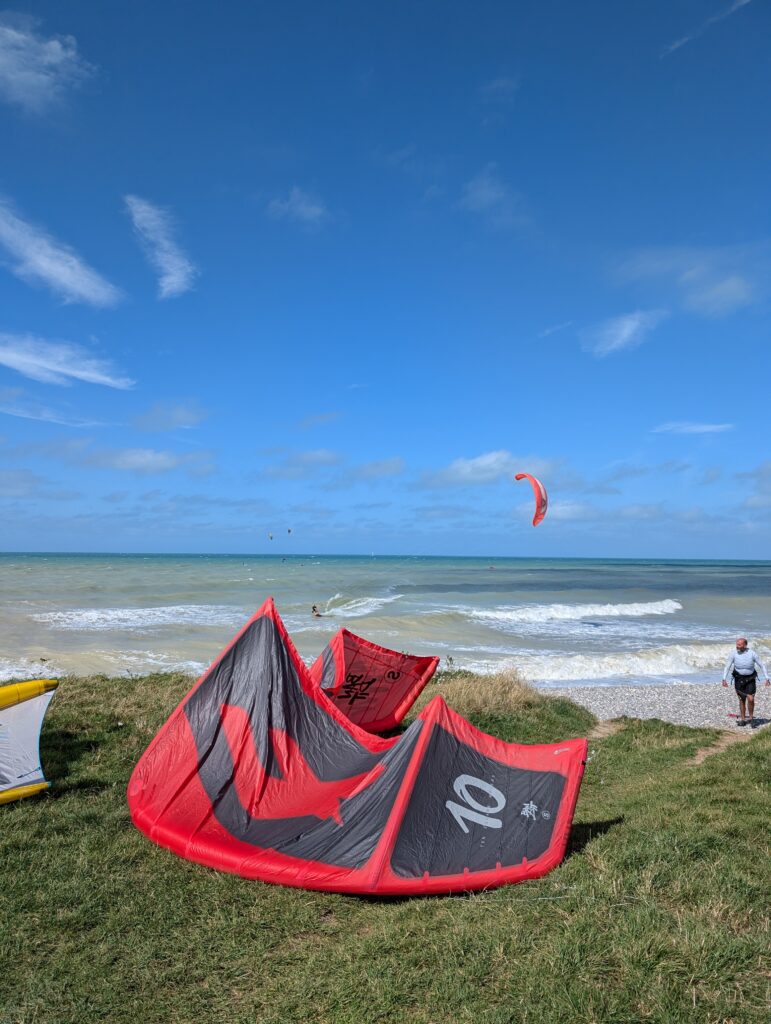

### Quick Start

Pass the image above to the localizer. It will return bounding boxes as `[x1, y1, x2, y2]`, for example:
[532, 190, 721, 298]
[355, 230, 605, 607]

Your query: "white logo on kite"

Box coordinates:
[446, 774, 506, 834]
[553, 748, 570, 756]
[520, 801, 539, 821]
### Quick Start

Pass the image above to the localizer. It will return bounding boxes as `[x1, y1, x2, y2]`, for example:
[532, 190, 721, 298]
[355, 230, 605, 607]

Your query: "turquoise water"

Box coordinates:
[2, 553, 770, 687]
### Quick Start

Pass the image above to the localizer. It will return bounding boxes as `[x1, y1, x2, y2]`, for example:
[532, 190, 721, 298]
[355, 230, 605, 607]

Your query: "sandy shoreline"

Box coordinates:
[543, 682, 771, 731]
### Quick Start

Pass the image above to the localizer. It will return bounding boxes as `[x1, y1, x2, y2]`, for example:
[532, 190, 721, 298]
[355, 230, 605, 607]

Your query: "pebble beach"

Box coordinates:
[546, 681, 771, 731]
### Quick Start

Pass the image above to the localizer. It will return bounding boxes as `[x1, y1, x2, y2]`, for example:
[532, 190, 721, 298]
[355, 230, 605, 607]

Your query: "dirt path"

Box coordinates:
[587, 717, 758, 765]
[588, 720, 625, 740]
[688, 729, 754, 766]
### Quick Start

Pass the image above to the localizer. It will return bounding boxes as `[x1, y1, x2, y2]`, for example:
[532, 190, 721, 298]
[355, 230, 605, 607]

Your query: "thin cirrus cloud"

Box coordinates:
[616, 244, 763, 316]
[538, 321, 573, 339]
[580, 309, 669, 357]
[0, 467, 56, 499]
[738, 460, 771, 508]
[479, 76, 519, 102]
[0, 333, 134, 388]
[459, 164, 527, 230]
[19, 437, 214, 476]
[0, 386, 100, 426]
[0, 197, 122, 306]
[267, 187, 330, 227]
[124, 195, 198, 298]
[661, 0, 752, 58]
[652, 422, 734, 435]
[85, 447, 210, 474]
[478, 76, 519, 127]
[133, 400, 207, 432]
[321, 457, 406, 491]
[296, 411, 341, 430]
[422, 450, 557, 488]
[0, 12, 93, 114]
[262, 449, 342, 480]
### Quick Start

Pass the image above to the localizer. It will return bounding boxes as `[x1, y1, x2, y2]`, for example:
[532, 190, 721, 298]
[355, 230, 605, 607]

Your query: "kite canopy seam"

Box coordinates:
[128, 598, 587, 895]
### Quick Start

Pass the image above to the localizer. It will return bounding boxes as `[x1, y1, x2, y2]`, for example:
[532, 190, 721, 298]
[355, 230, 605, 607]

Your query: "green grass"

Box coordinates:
[1, 672, 769, 1024]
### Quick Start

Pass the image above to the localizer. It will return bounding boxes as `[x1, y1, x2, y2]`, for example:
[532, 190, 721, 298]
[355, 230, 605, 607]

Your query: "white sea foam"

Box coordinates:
[329, 594, 403, 618]
[465, 599, 682, 627]
[497, 642, 729, 683]
[32, 605, 247, 631]
[0, 657, 63, 682]
[116, 651, 207, 674]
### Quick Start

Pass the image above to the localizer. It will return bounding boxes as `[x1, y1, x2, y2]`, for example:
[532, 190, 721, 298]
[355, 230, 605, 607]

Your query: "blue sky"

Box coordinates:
[1, 0, 769, 557]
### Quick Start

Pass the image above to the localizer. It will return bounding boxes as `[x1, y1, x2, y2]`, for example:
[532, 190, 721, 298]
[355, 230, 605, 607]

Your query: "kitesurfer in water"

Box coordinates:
[721, 637, 769, 728]
[311, 605, 322, 618]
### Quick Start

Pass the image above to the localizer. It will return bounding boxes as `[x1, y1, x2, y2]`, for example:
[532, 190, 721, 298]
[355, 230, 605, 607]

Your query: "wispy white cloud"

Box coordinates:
[263, 449, 342, 480]
[133, 400, 207, 431]
[323, 457, 406, 490]
[296, 411, 341, 430]
[378, 144, 445, 180]
[479, 76, 519, 102]
[0, 385, 100, 426]
[653, 421, 734, 435]
[478, 77, 520, 128]
[538, 321, 572, 338]
[12, 436, 214, 476]
[0, 467, 50, 498]
[459, 164, 527, 230]
[267, 187, 330, 227]
[602, 462, 651, 483]
[351, 457, 405, 479]
[0, 333, 134, 388]
[0, 197, 122, 306]
[617, 244, 764, 316]
[581, 309, 668, 357]
[739, 460, 771, 508]
[85, 447, 204, 474]
[423, 450, 557, 488]
[546, 501, 597, 522]
[661, 0, 752, 58]
[124, 195, 197, 298]
[617, 503, 667, 521]
[0, 12, 93, 113]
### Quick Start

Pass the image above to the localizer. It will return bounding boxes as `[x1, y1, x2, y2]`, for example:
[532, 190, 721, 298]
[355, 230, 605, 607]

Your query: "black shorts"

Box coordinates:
[733, 672, 757, 697]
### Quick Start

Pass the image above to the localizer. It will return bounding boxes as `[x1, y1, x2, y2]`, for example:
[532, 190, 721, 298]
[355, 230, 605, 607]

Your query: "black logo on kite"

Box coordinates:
[338, 673, 376, 705]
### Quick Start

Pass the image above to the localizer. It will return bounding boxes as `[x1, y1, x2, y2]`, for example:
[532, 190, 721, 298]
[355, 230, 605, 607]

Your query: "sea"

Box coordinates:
[1, 554, 770, 688]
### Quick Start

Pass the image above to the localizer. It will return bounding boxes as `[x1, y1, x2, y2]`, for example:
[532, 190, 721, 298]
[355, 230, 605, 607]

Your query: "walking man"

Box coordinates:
[721, 637, 769, 727]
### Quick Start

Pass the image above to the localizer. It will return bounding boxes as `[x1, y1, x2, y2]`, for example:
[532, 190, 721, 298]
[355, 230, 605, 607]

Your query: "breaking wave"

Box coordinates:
[32, 605, 248, 631]
[328, 594, 403, 618]
[502, 642, 727, 683]
[466, 599, 682, 627]
[0, 657, 62, 683]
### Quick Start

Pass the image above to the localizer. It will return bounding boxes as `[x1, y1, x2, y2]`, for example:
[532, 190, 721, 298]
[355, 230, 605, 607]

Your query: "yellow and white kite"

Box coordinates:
[0, 679, 58, 805]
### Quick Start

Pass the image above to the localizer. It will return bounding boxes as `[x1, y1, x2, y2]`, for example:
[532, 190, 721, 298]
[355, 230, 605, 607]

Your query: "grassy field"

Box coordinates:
[1, 671, 769, 1024]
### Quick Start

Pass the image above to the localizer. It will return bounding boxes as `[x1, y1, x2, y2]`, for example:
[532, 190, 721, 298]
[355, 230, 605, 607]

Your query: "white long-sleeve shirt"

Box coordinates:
[723, 648, 768, 680]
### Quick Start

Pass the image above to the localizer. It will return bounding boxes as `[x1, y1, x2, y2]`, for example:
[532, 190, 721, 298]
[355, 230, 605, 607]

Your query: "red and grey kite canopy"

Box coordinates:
[128, 599, 586, 896]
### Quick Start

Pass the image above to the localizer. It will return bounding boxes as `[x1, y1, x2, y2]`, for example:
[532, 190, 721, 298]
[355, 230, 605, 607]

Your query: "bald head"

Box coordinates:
[736, 637, 748, 651]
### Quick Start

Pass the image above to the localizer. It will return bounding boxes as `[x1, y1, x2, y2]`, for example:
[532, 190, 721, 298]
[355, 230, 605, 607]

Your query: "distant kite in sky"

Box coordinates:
[515, 473, 548, 527]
